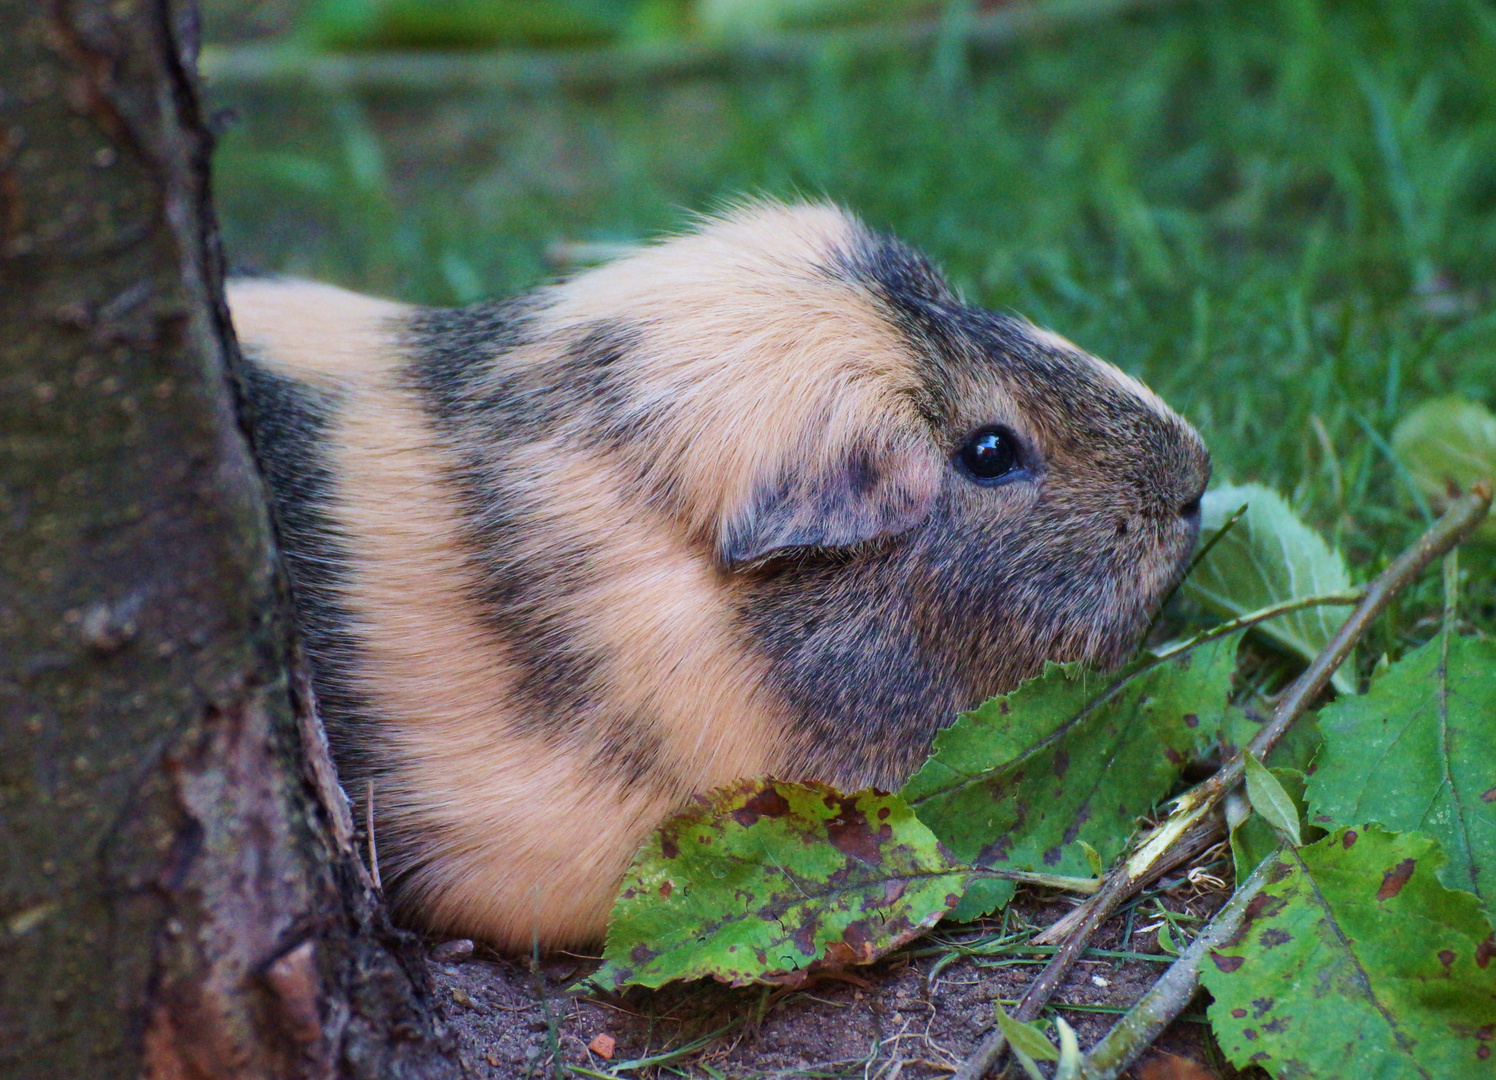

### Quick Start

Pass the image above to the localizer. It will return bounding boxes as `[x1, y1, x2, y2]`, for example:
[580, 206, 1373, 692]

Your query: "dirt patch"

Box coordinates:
[428, 881, 1253, 1079]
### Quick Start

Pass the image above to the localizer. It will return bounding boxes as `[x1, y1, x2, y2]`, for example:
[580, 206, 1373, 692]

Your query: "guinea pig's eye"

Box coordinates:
[955, 426, 1024, 485]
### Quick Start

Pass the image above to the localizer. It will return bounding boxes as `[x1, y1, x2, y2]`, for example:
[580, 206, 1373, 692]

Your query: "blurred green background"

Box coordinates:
[201, 0, 1496, 649]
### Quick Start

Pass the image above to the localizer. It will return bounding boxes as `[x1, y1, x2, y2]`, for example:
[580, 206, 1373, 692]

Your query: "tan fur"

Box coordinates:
[529, 203, 965, 545]
[229, 278, 795, 946]
[227, 279, 408, 390]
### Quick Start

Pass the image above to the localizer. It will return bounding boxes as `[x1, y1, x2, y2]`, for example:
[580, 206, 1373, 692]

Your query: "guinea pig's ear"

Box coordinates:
[715, 435, 941, 571]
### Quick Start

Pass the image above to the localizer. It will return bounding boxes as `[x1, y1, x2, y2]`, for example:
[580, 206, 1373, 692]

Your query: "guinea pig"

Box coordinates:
[228, 200, 1210, 951]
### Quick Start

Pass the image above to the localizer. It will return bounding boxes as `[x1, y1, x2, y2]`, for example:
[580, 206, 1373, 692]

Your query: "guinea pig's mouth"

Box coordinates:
[1128, 520, 1205, 645]
[1073, 523, 1203, 671]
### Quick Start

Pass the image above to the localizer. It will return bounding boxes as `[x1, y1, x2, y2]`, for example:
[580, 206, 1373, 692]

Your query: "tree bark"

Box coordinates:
[0, 3, 459, 1077]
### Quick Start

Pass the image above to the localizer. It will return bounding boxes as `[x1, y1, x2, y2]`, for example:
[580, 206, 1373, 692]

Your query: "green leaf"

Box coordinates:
[1052, 1017, 1082, 1080]
[1245, 753, 1303, 847]
[1078, 839, 1103, 878]
[995, 1004, 1059, 1062]
[901, 633, 1241, 920]
[1230, 770, 1309, 881]
[1392, 396, 1496, 542]
[1008, 1046, 1047, 1080]
[1201, 828, 1496, 1079]
[1307, 633, 1496, 916]
[1184, 483, 1356, 693]
[1156, 917, 1180, 955]
[594, 779, 968, 990]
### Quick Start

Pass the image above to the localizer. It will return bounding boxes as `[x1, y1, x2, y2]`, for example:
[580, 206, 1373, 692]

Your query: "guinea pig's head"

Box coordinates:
[541, 201, 1210, 786]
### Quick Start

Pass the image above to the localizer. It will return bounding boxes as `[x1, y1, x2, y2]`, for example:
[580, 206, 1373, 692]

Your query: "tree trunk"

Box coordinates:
[0, 3, 459, 1076]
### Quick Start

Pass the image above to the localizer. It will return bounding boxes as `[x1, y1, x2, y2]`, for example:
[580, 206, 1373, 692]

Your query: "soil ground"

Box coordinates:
[426, 875, 1250, 1079]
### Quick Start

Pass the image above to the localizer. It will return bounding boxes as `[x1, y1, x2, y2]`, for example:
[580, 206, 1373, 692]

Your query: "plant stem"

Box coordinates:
[1443, 547, 1460, 634]
[973, 869, 1101, 894]
[1075, 851, 1279, 1080]
[950, 483, 1492, 1080]
[1152, 590, 1361, 662]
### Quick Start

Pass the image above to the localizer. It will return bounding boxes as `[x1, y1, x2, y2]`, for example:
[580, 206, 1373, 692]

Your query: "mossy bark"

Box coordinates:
[0, 2, 458, 1076]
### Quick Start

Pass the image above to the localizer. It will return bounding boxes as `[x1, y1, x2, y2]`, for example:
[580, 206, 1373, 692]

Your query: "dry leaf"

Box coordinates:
[1137, 1052, 1215, 1080]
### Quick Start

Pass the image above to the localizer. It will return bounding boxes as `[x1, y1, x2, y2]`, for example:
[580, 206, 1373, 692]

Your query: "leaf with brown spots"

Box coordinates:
[593, 779, 969, 990]
[1308, 633, 1496, 919]
[1201, 827, 1496, 1079]
[901, 633, 1241, 921]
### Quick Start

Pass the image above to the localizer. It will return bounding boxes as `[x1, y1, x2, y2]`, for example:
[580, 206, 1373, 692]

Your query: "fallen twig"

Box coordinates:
[951, 483, 1493, 1080]
[949, 824, 1222, 1080]
[1029, 816, 1222, 947]
[1128, 483, 1492, 889]
[1075, 851, 1279, 1080]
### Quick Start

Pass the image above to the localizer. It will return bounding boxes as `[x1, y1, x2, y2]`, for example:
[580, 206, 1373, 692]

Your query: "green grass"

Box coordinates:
[208, 0, 1496, 653]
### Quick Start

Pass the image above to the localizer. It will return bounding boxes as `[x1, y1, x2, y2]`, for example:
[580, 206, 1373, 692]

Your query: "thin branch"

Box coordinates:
[950, 482, 1492, 1080]
[1231, 482, 1488, 779]
[1019, 818, 1223, 990]
[1113, 483, 1489, 909]
[1029, 818, 1221, 946]
[1075, 851, 1279, 1080]
[1152, 589, 1361, 663]
[198, 0, 1179, 93]
[1443, 547, 1460, 634]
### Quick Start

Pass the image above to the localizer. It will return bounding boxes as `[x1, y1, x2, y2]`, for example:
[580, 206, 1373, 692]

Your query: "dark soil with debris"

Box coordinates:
[425, 879, 1252, 1080]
